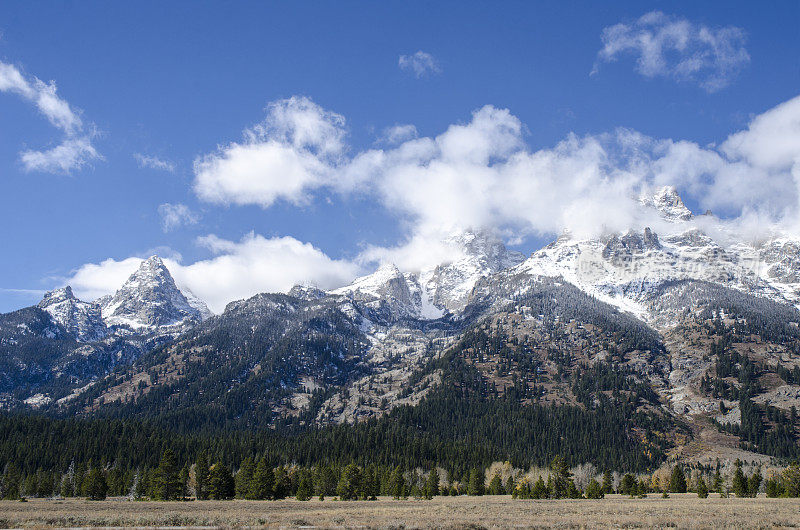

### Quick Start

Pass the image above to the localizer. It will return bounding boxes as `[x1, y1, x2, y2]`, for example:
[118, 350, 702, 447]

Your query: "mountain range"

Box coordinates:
[3, 186, 800, 464]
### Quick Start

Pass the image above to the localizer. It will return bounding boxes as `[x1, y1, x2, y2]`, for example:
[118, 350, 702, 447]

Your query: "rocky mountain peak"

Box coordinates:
[640, 185, 693, 221]
[445, 229, 526, 270]
[288, 284, 327, 301]
[330, 230, 527, 319]
[100, 256, 208, 329]
[422, 230, 525, 314]
[38, 286, 76, 306]
[602, 227, 662, 261]
[331, 262, 413, 309]
[38, 286, 106, 342]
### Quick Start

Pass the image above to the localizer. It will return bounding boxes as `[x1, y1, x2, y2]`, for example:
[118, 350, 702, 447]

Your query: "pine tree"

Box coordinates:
[636, 478, 648, 498]
[585, 478, 604, 499]
[488, 472, 504, 495]
[314, 464, 337, 500]
[132, 468, 146, 499]
[272, 466, 289, 500]
[549, 456, 572, 498]
[532, 476, 547, 499]
[602, 470, 613, 494]
[784, 463, 800, 497]
[669, 465, 687, 493]
[748, 467, 762, 497]
[337, 463, 361, 500]
[732, 461, 748, 498]
[235, 457, 254, 499]
[424, 468, 440, 499]
[389, 466, 404, 499]
[765, 476, 782, 497]
[153, 449, 181, 501]
[248, 459, 274, 500]
[296, 471, 313, 501]
[59, 474, 72, 499]
[713, 467, 723, 493]
[620, 473, 636, 495]
[195, 453, 210, 500]
[74, 462, 87, 497]
[504, 475, 515, 494]
[209, 463, 235, 500]
[467, 468, 484, 496]
[1, 463, 21, 500]
[362, 464, 379, 500]
[696, 476, 708, 498]
[85, 467, 108, 501]
[178, 465, 189, 500]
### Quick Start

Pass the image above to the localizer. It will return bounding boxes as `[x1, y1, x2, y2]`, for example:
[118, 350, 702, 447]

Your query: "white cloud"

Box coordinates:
[134, 153, 176, 172]
[0, 60, 101, 172]
[196, 93, 800, 274]
[593, 11, 750, 92]
[20, 137, 100, 174]
[67, 256, 144, 302]
[69, 93, 800, 312]
[158, 203, 199, 232]
[399, 51, 441, 78]
[721, 96, 800, 171]
[67, 233, 360, 313]
[193, 96, 348, 208]
[380, 124, 418, 145]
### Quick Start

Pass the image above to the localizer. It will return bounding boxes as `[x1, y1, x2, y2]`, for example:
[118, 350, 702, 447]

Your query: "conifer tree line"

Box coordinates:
[5, 449, 800, 501]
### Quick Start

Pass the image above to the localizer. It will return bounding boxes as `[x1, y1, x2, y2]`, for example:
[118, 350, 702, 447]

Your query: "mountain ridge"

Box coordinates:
[2, 186, 800, 465]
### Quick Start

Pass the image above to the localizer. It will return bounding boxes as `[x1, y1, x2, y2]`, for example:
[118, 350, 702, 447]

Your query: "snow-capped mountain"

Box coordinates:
[0, 255, 216, 408]
[640, 185, 693, 221]
[498, 186, 796, 324]
[420, 230, 526, 314]
[100, 256, 211, 330]
[330, 263, 420, 318]
[37, 286, 106, 342]
[5, 185, 800, 466]
[330, 230, 525, 319]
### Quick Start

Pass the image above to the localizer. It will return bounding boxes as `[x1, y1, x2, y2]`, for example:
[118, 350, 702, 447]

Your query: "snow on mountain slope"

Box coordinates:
[757, 237, 800, 305]
[506, 187, 795, 325]
[330, 230, 525, 319]
[100, 256, 210, 330]
[330, 263, 420, 318]
[639, 185, 693, 221]
[37, 286, 106, 342]
[181, 288, 214, 321]
[419, 230, 525, 314]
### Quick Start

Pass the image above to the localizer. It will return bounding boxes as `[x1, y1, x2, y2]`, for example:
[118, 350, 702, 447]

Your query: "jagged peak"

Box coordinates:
[38, 286, 77, 307]
[36, 285, 106, 342]
[136, 255, 169, 274]
[101, 254, 209, 328]
[331, 262, 404, 296]
[288, 284, 326, 301]
[640, 185, 693, 221]
[115, 255, 181, 293]
[374, 261, 403, 276]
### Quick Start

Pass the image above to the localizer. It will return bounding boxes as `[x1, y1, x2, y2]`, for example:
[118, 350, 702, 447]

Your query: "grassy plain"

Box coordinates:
[1, 494, 799, 528]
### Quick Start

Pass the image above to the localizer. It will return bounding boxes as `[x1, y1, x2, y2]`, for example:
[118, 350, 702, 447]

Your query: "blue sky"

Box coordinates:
[1, 1, 798, 312]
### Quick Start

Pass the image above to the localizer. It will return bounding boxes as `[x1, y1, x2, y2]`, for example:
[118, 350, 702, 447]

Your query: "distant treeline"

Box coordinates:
[3, 448, 800, 502]
[0, 351, 671, 478]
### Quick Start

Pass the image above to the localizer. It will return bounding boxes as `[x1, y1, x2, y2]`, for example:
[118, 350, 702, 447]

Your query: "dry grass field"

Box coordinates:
[1, 494, 799, 528]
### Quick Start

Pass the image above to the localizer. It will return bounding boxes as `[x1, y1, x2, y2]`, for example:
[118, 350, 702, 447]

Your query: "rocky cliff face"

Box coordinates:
[330, 230, 525, 319]
[100, 256, 210, 330]
[37, 286, 106, 342]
